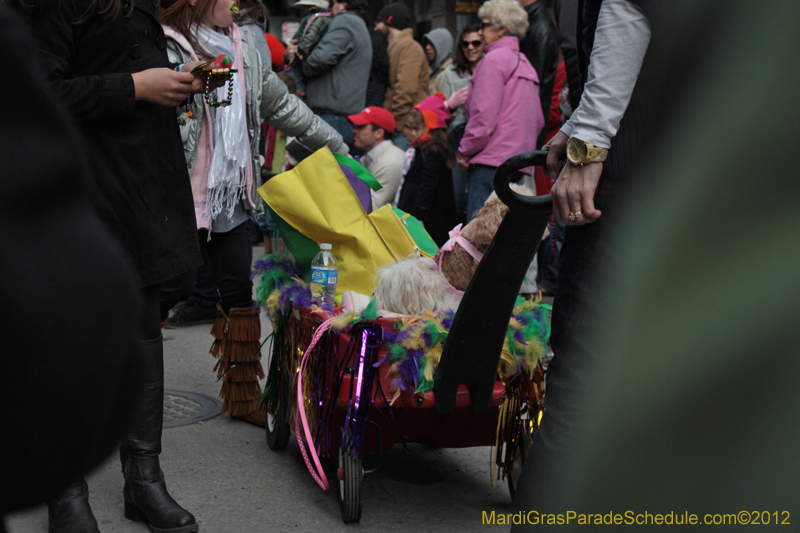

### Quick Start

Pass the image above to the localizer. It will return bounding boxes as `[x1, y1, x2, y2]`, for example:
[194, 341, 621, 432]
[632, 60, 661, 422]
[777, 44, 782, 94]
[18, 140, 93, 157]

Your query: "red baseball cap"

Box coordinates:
[347, 106, 396, 134]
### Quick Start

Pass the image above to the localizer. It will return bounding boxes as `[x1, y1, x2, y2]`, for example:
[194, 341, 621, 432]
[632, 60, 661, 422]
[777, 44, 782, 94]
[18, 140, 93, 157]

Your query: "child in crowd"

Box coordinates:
[283, 0, 331, 96]
[397, 93, 460, 247]
[161, 0, 345, 427]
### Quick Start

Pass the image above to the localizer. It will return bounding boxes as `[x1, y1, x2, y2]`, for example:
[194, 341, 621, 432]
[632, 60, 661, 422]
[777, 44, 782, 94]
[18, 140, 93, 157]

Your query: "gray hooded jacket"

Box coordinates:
[166, 25, 346, 221]
[423, 28, 454, 94]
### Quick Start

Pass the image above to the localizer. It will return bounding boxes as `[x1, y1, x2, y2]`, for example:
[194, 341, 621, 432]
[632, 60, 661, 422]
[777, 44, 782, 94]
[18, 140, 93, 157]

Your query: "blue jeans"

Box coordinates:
[466, 164, 497, 221]
[452, 166, 468, 222]
[318, 113, 354, 152]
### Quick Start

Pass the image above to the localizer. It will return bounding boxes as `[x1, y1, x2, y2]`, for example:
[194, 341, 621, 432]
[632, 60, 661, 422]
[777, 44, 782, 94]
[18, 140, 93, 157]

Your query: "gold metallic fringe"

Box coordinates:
[493, 361, 546, 486]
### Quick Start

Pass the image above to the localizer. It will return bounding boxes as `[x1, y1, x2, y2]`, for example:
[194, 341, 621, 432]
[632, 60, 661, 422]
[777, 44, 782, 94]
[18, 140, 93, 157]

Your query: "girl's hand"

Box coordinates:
[132, 68, 194, 107]
[179, 62, 228, 94]
[456, 157, 469, 170]
[446, 86, 469, 110]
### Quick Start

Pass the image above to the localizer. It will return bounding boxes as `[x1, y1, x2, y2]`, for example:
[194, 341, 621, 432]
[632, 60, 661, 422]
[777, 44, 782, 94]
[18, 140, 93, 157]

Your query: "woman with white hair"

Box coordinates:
[457, 0, 544, 219]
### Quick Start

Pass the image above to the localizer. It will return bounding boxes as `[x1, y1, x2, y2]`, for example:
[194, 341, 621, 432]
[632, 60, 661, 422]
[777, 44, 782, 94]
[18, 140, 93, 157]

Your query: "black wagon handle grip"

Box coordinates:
[492, 150, 553, 213]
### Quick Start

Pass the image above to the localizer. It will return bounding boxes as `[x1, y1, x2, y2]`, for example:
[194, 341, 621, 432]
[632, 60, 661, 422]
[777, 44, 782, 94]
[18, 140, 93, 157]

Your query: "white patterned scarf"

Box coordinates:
[196, 25, 249, 222]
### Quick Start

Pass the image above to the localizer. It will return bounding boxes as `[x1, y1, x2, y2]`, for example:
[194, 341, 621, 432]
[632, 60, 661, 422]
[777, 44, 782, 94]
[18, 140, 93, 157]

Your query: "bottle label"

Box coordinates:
[310, 267, 337, 286]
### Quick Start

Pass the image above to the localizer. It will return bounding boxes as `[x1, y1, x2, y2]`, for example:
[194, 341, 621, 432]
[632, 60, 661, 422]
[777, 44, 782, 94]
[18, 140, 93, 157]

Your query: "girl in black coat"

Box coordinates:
[23, 0, 218, 531]
[397, 94, 459, 247]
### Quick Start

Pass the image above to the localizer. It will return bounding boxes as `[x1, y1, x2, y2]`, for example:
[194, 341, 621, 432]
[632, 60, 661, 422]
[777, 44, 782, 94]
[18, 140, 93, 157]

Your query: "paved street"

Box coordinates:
[6, 248, 536, 533]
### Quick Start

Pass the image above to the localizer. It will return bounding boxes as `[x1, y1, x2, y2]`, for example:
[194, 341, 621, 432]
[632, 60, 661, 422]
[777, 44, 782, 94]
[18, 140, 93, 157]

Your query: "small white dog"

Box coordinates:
[374, 255, 460, 316]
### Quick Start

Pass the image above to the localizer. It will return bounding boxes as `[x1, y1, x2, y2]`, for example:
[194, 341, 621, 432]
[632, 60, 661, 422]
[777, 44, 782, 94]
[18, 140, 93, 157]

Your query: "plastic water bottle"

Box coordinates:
[310, 243, 338, 307]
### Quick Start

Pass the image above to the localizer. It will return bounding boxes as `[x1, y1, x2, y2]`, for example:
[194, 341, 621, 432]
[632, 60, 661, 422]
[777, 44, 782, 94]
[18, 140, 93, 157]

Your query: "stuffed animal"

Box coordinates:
[374, 185, 539, 315]
[374, 255, 460, 316]
[438, 185, 534, 292]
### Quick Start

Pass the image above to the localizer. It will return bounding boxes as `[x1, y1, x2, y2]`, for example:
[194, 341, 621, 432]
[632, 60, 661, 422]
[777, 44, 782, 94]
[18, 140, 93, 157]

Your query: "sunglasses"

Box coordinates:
[461, 40, 482, 49]
[480, 21, 495, 30]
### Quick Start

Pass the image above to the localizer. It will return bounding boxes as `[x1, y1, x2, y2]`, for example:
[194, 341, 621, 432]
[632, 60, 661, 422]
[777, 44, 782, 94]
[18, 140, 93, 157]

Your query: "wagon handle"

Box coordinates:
[493, 150, 552, 214]
[433, 150, 553, 414]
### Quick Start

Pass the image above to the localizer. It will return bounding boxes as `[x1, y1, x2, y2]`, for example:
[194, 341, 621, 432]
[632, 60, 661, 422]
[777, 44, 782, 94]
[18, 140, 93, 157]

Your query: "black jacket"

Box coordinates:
[519, 1, 560, 147]
[1, 7, 145, 511]
[28, 0, 201, 286]
[397, 143, 458, 248]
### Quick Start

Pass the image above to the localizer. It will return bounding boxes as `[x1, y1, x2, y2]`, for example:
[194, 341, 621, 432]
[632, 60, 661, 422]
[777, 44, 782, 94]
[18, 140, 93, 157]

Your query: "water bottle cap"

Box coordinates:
[320, 243, 332, 250]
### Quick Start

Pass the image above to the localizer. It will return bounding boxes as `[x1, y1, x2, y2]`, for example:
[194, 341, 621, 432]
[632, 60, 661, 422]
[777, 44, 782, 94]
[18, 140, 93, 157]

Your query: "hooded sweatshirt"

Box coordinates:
[424, 28, 454, 95]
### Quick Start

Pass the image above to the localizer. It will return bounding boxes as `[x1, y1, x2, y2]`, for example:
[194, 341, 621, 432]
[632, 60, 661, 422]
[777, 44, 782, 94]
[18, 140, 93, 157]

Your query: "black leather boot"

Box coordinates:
[120, 337, 198, 533]
[47, 478, 100, 533]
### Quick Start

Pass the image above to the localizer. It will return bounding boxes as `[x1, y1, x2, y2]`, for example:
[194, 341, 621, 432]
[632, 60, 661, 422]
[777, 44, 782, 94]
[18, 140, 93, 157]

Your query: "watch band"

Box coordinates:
[584, 144, 608, 162]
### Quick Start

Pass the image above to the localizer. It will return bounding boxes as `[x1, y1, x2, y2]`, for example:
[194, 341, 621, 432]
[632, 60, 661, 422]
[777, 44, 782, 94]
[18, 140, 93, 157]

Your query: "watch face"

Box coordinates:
[567, 138, 587, 164]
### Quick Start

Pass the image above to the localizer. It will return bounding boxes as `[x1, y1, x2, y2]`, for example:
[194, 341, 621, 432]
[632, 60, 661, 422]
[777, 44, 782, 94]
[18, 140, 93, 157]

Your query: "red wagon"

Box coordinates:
[260, 151, 552, 522]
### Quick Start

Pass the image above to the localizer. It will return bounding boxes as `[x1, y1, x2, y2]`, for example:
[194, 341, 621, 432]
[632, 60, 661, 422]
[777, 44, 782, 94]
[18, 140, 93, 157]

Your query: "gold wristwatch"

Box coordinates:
[566, 137, 608, 165]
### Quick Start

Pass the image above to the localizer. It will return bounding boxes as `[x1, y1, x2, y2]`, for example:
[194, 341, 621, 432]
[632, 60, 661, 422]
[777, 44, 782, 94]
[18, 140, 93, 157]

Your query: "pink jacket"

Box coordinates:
[458, 36, 543, 171]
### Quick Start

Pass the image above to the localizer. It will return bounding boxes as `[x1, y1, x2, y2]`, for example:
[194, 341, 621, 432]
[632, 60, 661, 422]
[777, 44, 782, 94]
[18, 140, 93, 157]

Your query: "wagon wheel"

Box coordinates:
[338, 428, 363, 522]
[266, 365, 291, 450]
[507, 415, 534, 500]
[266, 396, 290, 449]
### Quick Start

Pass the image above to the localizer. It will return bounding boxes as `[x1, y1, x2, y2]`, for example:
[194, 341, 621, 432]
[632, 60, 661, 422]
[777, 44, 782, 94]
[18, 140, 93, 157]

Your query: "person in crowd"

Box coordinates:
[365, 29, 390, 108]
[423, 27, 454, 95]
[22, 0, 218, 528]
[348, 106, 405, 208]
[164, 0, 274, 331]
[397, 94, 459, 247]
[515, 0, 800, 523]
[440, 24, 484, 125]
[440, 23, 484, 223]
[375, 2, 429, 151]
[511, 0, 660, 524]
[0, 7, 147, 532]
[457, 0, 543, 220]
[282, 0, 331, 95]
[518, 0, 559, 148]
[161, 0, 346, 431]
[290, 0, 371, 149]
[163, 0, 275, 331]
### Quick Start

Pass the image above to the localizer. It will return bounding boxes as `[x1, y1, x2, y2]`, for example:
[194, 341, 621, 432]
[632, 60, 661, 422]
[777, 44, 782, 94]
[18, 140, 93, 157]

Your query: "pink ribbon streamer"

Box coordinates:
[296, 317, 334, 491]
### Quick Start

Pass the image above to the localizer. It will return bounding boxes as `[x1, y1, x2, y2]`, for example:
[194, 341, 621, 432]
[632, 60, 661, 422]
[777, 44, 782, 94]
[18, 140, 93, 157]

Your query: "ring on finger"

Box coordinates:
[568, 211, 582, 221]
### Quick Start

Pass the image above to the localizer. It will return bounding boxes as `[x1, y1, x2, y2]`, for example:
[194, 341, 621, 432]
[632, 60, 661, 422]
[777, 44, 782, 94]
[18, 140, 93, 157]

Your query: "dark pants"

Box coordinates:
[200, 222, 253, 313]
[161, 221, 255, 315]
[193, 240, 221, 308]
[512, 173, 628, 523]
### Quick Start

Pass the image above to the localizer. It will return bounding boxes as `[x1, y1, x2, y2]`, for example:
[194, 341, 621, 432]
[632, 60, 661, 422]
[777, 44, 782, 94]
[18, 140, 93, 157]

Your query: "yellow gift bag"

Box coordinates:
[258, 147, 435, 296]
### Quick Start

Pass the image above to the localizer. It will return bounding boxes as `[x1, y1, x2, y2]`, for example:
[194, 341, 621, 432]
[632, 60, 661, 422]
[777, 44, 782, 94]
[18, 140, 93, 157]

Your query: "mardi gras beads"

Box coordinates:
[204, 55, 235, 108]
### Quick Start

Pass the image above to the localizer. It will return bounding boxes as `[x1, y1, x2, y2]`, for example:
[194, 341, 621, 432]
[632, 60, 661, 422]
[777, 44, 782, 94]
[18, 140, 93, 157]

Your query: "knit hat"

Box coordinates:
[414, 92, 450, 130]
[409, 92, 450, 147]
[375, 3, 412, 30]
[348, 106, 397, 134]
